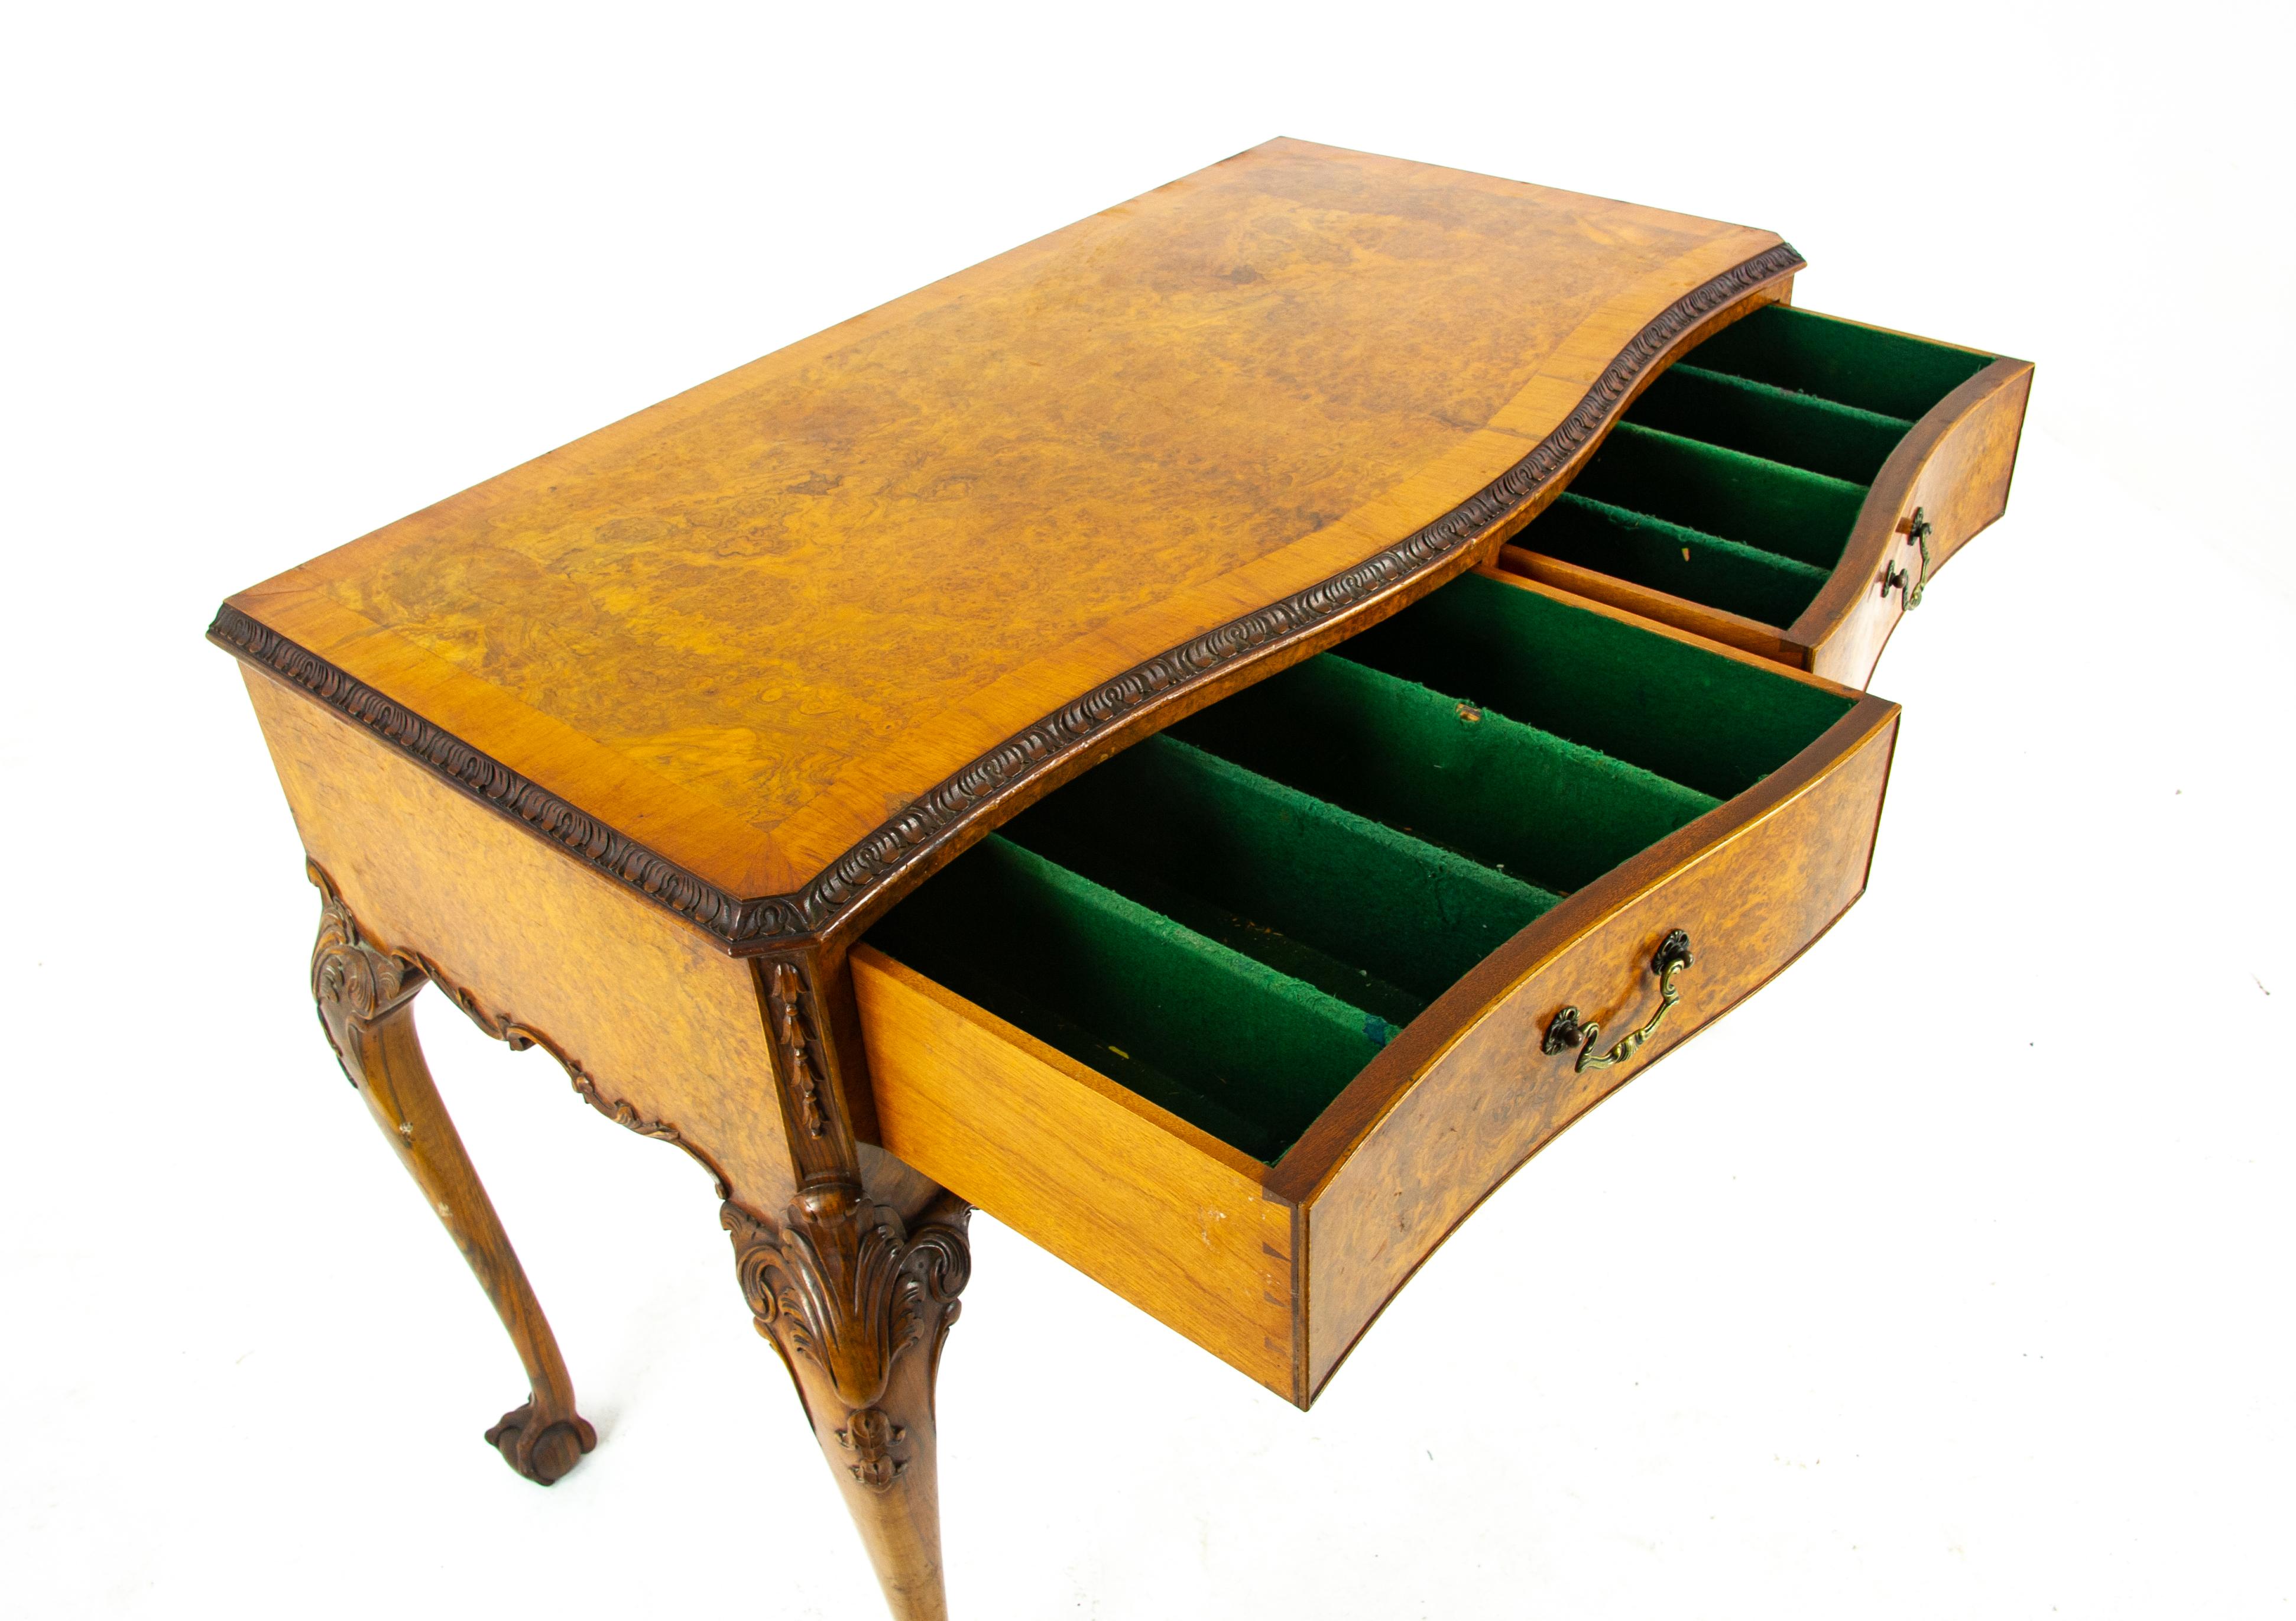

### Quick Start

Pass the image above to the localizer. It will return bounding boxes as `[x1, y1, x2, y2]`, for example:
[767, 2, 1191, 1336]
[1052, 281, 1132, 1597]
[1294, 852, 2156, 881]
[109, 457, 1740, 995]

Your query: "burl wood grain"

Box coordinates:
[1283, 688, 1900, 1398]
[852, 947, 1297, 1398]
[244, 667, 799, 1214]
[223, 138, 1784, 899]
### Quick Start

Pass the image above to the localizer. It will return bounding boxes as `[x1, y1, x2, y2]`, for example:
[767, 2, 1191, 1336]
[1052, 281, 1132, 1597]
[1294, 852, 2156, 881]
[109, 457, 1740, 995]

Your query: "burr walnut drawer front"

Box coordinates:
[1499, 303, 2033, 685]
[853, 569, 1900, 1405]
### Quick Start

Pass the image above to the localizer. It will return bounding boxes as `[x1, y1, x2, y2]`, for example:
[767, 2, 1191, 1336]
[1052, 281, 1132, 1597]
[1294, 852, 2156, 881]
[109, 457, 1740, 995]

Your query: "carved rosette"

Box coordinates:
[838, 1405, 906, 1491]
[722, 1187, 971, 1493]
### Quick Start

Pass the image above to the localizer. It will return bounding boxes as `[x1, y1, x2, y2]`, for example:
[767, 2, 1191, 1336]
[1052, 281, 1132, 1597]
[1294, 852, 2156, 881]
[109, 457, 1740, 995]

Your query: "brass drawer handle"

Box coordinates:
[1882, 507, 1934, 610]
[1542, 929, 1695, 1074]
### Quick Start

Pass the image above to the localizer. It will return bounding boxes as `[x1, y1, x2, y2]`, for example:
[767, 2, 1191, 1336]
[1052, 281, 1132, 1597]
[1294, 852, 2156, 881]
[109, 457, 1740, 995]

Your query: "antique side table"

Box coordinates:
[209, 140, 2027, 1617]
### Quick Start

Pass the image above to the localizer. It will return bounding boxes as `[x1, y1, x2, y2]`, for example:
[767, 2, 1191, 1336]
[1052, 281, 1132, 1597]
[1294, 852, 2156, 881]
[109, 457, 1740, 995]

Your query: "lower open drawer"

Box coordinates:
[855, 569, 1899, 1405]
[1499, 303, 2032, 686]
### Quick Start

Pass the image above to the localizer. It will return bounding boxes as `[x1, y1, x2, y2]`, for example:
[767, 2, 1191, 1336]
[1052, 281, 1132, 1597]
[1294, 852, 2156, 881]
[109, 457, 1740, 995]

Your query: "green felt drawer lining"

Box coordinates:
[1522, 305, 2002, 629]
[868, 834, 1381, 1164]
[1001, 732, 1559, 1027]
[1336, 570, 1848, 800]
[869, 311, 1987, 1161]
[1566, 423, 1867, 573]
[1166, 653, 1718, 896]
[1680, 304, 1995, 423]
[1535, 493, 1832, 629]
[868, 573, 1854, 1163]
[1626, 364, 1912, 485]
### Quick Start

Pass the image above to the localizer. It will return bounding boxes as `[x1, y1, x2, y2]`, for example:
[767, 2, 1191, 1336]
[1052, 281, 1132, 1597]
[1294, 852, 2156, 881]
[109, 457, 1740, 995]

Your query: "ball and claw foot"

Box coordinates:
[485, 1400, 598, 1485]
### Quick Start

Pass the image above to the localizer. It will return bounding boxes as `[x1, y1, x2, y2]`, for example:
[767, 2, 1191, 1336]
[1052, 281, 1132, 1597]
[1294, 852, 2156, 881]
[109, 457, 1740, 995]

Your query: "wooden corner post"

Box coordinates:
[727, 947, 972, 1621]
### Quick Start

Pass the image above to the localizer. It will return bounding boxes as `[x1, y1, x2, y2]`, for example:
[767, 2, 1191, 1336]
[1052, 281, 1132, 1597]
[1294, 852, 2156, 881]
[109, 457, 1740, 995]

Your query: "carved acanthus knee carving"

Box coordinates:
[724, 1182, 969, 1617]
[724, 1185, 971, 1479]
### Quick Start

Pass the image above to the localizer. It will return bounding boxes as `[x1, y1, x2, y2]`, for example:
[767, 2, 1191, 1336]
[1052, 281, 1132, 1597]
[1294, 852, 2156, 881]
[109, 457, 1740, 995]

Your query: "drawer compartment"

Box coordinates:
[1562, 422, 1868, 573]
[1500, 303, 2032, 685]
[855, 569, 1898, 1403]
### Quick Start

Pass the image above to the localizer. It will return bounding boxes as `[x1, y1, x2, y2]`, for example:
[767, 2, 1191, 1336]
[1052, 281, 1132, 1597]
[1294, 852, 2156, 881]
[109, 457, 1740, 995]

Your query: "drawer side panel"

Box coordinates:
[1302, 703, 1898, 1396]
[854, 948, 1297, 1397]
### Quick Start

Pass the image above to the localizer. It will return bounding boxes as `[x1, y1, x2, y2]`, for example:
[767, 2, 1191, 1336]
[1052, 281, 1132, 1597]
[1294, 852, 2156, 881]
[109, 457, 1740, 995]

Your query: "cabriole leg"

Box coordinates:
[309, 868, 596, 1484]
[723, 1181, 971, 1620]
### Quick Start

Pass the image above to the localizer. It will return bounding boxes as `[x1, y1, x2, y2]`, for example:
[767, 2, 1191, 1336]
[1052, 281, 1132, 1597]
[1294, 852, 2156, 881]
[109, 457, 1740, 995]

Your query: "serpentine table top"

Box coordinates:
[213, 138, 1799, 949]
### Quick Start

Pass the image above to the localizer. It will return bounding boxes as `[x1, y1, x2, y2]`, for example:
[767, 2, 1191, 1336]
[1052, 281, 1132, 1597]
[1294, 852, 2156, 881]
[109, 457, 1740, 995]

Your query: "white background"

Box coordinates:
[5, 4, 2292, 1617]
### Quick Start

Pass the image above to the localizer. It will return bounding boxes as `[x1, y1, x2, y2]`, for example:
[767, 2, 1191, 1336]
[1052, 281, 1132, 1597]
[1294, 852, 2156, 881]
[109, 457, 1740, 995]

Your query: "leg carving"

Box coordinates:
[724, 1182, 971, 1620]
[310, 868, 596, 1485]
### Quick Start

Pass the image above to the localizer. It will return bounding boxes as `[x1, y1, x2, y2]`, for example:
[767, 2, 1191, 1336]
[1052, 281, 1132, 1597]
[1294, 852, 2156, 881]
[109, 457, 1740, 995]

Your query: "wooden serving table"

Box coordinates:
[209, 140, 2028, 1617]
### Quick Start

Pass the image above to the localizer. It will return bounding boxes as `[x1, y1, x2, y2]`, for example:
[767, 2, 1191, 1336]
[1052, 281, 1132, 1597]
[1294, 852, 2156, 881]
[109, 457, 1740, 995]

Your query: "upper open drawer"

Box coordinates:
[1500, 304, 2032, 686]
[854, 569, 1899, 1405]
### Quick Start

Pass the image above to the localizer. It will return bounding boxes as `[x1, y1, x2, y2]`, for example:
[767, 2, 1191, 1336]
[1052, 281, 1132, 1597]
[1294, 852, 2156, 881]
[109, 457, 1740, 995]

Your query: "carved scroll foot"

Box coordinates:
[725, 1182, 971, 1621]
[485, 1400, 599, 1486]
[309, 865, 596, 1487]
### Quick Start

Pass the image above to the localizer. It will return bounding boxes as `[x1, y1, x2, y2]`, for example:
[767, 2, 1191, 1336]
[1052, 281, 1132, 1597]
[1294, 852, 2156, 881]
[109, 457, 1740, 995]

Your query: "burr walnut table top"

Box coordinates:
[213, 138, 1796, 948]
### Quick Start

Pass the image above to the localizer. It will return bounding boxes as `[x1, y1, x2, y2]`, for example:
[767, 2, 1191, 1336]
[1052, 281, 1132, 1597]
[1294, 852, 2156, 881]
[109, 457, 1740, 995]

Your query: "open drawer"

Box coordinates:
[853, 569, 1899, 1405]
[1499, 304, 2032, 686]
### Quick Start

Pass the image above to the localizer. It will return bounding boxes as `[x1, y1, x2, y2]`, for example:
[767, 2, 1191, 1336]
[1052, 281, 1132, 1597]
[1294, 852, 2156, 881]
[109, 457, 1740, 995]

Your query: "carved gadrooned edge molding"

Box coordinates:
[722, 1188, 971, 1493]
[306, 863, 733, 1198]
[219, 243, 1802, 950]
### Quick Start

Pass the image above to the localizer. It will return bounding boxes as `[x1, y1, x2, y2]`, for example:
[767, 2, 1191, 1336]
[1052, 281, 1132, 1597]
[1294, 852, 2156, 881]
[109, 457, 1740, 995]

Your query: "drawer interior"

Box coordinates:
[867, 572, 1854, 1165]
[1523, 306, 1997, 630]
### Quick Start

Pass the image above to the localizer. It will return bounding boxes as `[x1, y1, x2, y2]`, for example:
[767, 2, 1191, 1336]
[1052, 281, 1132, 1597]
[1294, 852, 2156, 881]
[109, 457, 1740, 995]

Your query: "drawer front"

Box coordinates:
[860, 568, 1892, 1406]
[1794, 358, 2035, 686]
[1282, 695, 1898, 1396]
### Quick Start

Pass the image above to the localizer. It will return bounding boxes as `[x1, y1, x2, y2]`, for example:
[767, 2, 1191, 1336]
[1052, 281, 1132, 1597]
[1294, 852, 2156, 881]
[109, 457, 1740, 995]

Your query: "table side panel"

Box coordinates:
[242, 667, 797, 1213]
[1301, 705, 1899, 1395]
[852, 947, 1297, 1398]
